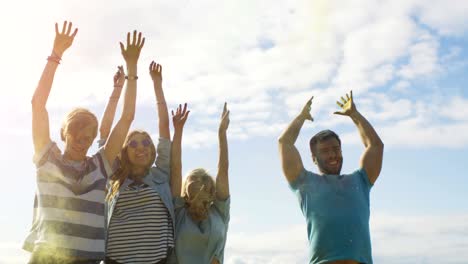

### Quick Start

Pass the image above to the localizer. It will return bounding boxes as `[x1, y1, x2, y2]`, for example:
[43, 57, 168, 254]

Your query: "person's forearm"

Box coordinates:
[153, 82, 170, 138]
[170, 129, 183, 197]
[120, 64, 137, 122]
[349, 110, 383, 148]
[216, 130, 229, 199]
[100, 87, 123, 139]
[278, 114, 306, 145]
[31, 60, 59, 109]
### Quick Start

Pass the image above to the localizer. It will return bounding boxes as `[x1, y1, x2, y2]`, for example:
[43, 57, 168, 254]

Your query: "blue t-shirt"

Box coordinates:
[289, 168, 373, 264]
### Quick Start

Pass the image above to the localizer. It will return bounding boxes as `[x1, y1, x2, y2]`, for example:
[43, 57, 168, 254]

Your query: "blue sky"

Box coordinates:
[1, 0, 468, 263]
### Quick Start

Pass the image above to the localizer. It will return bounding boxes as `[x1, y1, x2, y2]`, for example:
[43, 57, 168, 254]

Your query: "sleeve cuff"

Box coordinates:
[357, 168, 373, 188]
[214, 196, 230, 222]
[173, 196, 186, 209]
[97, 138, 107, 148]
[33, 141, 56, 166]
[96, 147, 115, 178]
[288, 168, 308, 191]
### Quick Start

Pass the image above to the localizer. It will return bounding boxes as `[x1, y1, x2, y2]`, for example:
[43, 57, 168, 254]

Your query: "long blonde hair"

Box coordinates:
[182, 168, 216, 202]
[106, 130, 156, 201]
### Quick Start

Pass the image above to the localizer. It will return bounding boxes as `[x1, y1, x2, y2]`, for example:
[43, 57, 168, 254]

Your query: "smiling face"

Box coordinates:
[126, 133, 155, 170]
[313, 137, 343, 175]
[62, 109, 98, 161]
[63, 124, 97, 161]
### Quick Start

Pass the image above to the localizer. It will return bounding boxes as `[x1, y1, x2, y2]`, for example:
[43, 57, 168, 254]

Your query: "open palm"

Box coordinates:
[334, 90, 356, 116]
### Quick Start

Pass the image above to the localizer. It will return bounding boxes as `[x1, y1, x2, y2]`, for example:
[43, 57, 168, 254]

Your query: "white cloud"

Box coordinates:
[398, 33, 441, 79]
[3, 213, 468, 264]
[416, 0, 468, 36]
[223, 213, 468, 264]
[440, 96, 468, 121]
[3, 0, 468, 150]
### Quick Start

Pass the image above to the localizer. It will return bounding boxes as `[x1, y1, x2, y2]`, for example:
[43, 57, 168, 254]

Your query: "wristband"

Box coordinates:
[47, 55, 61, 64]
[125, 75, 138, 80]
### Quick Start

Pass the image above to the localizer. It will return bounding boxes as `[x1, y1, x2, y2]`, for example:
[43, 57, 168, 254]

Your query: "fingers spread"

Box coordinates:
[137, 32, 142, 46]
[61, 21, 67, 34]
[71, 28, 78, 38]
[66, 22, 72, 35]
[132, 30, 137, 45]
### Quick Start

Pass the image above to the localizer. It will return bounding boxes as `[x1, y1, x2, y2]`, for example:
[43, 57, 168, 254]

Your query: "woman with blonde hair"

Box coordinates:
[104, 62, 177, 264]
[171, 103, 230, 264]
[24, 21, 145, 264]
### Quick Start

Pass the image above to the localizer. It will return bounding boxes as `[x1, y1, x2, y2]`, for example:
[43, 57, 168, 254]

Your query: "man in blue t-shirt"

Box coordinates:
[278, 91, 384, 264]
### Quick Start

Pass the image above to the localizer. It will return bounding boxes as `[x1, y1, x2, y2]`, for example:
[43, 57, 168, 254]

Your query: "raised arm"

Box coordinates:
[216, 103, 230, 200]
[278, 97, 314, 183]
[170, 103, 190, 197]
[150, 61, 170, 139]
[103, 31, 145, 164]
[334, 91, 384, 184]
[99, 66, 125, 142]
[32, 21, 78, 153]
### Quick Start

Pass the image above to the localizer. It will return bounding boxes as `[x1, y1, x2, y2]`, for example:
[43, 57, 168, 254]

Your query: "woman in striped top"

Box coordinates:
[104, 61, 177, 264]
[25, 21, 145, 264]
[171, 103, 230, 264]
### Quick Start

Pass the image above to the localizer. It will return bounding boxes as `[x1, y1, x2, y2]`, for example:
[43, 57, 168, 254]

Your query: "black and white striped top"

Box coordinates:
[23, 142, 113, 260]
[106, 182, 174, 264]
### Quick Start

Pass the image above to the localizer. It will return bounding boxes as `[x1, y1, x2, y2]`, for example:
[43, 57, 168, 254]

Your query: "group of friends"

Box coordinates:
[25, 21, 384, 264]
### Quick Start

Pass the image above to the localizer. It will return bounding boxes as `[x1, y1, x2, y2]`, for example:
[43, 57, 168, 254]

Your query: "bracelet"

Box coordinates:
[47, 55, 61, 64]
[157, 101, 166, 105]
[125, 75, 138, 80]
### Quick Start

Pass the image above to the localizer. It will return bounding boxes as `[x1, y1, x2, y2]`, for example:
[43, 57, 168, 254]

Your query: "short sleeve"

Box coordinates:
[33, 141, 60, 167]
[93, 147, 116, 179]
[213, 196, 230, 223]
[174, 196, 186, 210]
[97, 138, 107, 148]
[355, 168, 373, 189]
[155, 137, 171, 174]
[288, 168, 309, 191]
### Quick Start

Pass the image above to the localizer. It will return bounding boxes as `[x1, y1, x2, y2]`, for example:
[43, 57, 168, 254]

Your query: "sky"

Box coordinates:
[0, 0, 467, 263]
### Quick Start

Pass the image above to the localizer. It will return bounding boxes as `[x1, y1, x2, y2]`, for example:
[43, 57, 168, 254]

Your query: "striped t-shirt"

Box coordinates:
[23, 142, 113, 260]
[106, 182, 174, 263]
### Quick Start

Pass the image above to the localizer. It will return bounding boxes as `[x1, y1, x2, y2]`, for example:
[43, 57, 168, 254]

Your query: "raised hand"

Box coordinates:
[149, 61, 162, 84]
[334, 90, 356, 116]
[172, 103, 190, 131]
[52, 21, 78, 58]
[119, 30, 145, 66]
[113, 66, 125, 88]
[219, 103, 230, 132]
[300, 96, 314, 121]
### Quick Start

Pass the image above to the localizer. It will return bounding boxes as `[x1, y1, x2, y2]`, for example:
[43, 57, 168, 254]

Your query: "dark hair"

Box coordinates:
[309, 129, 341, 155]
